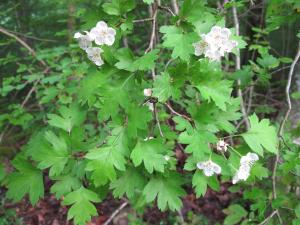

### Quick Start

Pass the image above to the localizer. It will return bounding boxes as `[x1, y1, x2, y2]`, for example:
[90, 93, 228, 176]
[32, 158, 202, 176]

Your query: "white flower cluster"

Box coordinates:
[197, 160, 221, 177]
[74, 21, 116, 66]
[232, 152, 259, 184]
[196, 141, 259, 184]
[193, 26, 238, 61]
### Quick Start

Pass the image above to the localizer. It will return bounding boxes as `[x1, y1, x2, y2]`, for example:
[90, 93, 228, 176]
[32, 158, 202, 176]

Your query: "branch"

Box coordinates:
[171, 0, 179, 15]
[278, 41, 300, 137]
[258, 210, 279, 225]
[272, 41, 300, 200]
[145, 3, 158, 54]
[145, 1, 164, 137]
[158, 5, 176, 16]
[232, 6, 250, 130]
[164, 102, 192, 121]
[0, 26, 47, 67]
[6, 29, 57, 42]
[133, 18, 154, 23]
[154, 102, 164, 137]
[0, 27, 51, 143]
[103, 201, 128, 225]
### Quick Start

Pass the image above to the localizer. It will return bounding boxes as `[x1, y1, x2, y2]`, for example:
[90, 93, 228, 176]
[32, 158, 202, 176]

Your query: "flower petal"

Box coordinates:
[96, 21, 108, 29]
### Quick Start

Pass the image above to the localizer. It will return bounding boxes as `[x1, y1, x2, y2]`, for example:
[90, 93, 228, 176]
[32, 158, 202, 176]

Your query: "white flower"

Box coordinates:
[74, 31, 93, 50]
[144, 102, 154, 111]
[89, 21, 116, 46]
[216, 140, 228, 152]
[197, 160, 221, 177]
[232, 152, 259, 184]
[144, 136, 154, 141]
[85, 47, 104, 66]
[240, 152, 259, 166]
[193, 41, 207, 56]
[164, 155, 170, 161]
[204, 49, 222, 61]
[143, 88, 152, 97]
[193, 25, 238, 61]
[232, 164, 251, 184]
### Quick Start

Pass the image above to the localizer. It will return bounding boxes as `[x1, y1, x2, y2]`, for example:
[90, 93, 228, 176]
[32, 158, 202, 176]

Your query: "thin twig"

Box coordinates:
[158, 5, 176, 16]
[269, 41, 300, 225]
[145, 3, 158, 53]
[273, 42, 300, 197]
[177, 209, 186, 225]
[103, 201, 128, 225]
[278, 41, 300, 137]
[269, 65, 291, 75]
[0, 26, 47, 67]
[232, 6, 250, 130]
[146, 1, 164, 137]
[258, 210, 278, 225]
[246, 85, 254, 114]
[133, 18, 154, 23]
[164, 102, 192, 121]
[154, 103, 164, 137]
[5, 29, 57, 42]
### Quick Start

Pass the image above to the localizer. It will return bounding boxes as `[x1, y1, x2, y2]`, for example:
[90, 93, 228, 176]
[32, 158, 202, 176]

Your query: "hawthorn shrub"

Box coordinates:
[1, 0, 300, 225]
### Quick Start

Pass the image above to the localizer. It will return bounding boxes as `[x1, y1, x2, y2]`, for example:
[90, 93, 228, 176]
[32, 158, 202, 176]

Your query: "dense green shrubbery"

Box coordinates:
[1, 0, 300, 224]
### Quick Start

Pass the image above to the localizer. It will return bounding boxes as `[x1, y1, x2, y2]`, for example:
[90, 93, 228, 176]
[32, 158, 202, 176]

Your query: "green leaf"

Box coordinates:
[292, 92, 300, 100]
[0, 163, 5, 181]
[257, 54, 280, 69]
[63, 187, 100, 225]
[98, 87, 130, 122]
[132, 49, 159, 71]
[85, 159, 116, 187]
[78, 71, 106, 105]
[85, 144, 126, 186]
[180, 0, 207, 24]
[126, 104, 152, 138]
[196, 80, 233, 111]
[231, 35, 247, 50]
[50, 175, 81, 198]
[110, 167, 146, 198]
[115, 48, 135, 71]
[213, 98, 241, 132]
[242, 114, 278, 155]
[251, 163, 269, 180]
[192, 171, 207, 197]
[102, 0, 136, 15]
[35, 131, 69, 176]
[86, 146, 126, 171]
[278, 57, 293, 63]
[143, 0, 154, 4]
[152, 72, 181, 102]
[48, 104, 86, 133]
[160, 26, 198, 61]
[223, 204, 248, 225]
[130, 139, 168, 173]
[6, 156, 44, 205]
[178, 128, 216, 157]
[295, 204, 300, 218]
[143, 173, 185, 211]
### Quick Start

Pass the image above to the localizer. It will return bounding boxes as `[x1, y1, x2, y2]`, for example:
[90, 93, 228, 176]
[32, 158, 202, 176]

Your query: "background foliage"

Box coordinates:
[1, 0, 300, 224]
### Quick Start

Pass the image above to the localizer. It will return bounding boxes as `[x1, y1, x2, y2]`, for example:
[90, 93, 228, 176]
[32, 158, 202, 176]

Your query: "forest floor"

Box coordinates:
[1, 182, 241, 225]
